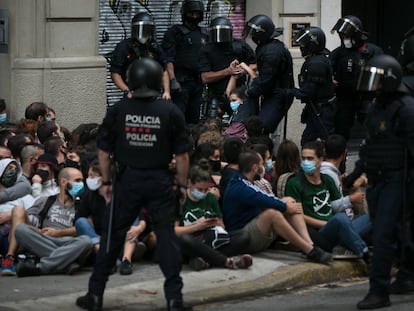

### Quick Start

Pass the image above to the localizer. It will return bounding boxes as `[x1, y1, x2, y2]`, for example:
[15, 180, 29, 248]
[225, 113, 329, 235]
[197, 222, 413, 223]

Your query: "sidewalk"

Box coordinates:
[0, 249, 367, 311]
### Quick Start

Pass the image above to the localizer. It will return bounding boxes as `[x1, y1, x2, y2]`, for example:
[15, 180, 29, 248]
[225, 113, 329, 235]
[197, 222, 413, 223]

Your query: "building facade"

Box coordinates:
[1, 0, 412, 145]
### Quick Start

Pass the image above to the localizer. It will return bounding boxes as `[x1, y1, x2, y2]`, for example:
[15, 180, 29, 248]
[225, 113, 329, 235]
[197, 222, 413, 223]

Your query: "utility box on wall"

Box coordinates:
[0, 9, 8, 53]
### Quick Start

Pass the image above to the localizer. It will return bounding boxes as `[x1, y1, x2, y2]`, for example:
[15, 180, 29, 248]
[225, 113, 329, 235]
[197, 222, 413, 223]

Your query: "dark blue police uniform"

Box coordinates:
[199, 39, 256, 114]
[330, 43, 383, 140]
[361, 93, 414, 297]
[111, 38, 166, 82]
[88, 96, 192, 303]
[247, 39, 294, 133]
[293, 53, 336, 145]
[162, 24, 208, 124]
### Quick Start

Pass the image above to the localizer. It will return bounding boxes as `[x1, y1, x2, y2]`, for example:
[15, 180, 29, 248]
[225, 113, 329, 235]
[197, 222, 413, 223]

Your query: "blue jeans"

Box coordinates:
[75, 217, 100, 245]
[319, 212, 370, 255]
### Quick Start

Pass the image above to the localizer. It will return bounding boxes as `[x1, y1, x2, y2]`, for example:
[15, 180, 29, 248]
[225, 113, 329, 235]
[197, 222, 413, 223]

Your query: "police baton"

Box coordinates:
[106, 160, 117, 254]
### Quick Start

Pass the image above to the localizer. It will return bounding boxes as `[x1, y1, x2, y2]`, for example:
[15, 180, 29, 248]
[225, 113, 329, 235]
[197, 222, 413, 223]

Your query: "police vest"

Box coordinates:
[299, 54, 335, 102]
[361, 97, 408, 175]
[173, 25, 207, 81]
[114, 98, 178, 169]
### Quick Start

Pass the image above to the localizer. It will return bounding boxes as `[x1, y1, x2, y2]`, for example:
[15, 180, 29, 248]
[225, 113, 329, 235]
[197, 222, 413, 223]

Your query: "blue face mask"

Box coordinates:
[68, 181, 84, 198]
[191, 188, 207, 201]
[230, 101, 241, 112]
[301, 160, 317, 175]
[0, 113, 7, 124]
[265, 159, 273, 172]
[46, 116, 52, 122]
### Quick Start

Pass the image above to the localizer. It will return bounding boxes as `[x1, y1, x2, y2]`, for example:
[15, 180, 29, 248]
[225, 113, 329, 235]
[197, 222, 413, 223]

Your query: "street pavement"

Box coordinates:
[0, 249, 367, 311]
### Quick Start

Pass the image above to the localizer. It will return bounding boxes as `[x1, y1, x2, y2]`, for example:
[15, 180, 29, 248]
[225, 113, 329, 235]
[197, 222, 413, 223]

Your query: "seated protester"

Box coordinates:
[251, 152, 273, 195]
[6, 133, 34, 162]
[0, 146, 12, 159]
[219, 137, 245, 198]
[244, 116, 274, 154]
[75, 160, 107, 253]
[285, 140, 371, 261]
[321, 134, 369, 217]
[223, 82, 256, 143]
[5, 167, 92, 277]
[44, 136, 67, 168]
[272, 139, 301, 186]
[222, 151, 332, 263]
[36, 121, 60, 144]
[175, 162, 252, 271]
[191, 144, 222, 200]
[0, 154, 60, 275]
[31, 153, 60, 198]
[119, 210, 156, 276]
[249, 143, 273, 181]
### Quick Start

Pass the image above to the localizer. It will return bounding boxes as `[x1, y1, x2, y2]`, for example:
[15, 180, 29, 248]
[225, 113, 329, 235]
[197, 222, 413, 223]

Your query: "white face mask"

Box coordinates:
[259, 165, 265, 179]
[343, 39, 353, 49]
[86, 177, 102, 191]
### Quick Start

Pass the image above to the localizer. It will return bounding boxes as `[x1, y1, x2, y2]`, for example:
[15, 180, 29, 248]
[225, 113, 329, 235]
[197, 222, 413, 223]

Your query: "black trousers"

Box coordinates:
[88, 169, 183, 302]
[366, 172, 414, 295]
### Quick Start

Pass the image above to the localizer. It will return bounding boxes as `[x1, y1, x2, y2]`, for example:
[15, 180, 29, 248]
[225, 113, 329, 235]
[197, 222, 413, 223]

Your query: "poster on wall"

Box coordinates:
[290, 22, 310, 48]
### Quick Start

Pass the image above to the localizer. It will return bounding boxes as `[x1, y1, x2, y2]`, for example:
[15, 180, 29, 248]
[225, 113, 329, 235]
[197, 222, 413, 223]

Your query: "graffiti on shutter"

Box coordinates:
[99, 0, 247, 107]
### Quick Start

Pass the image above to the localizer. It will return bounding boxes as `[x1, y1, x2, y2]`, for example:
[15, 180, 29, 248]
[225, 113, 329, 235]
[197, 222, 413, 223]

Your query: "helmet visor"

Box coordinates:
[242, 22, 265, 40]
[294, 29, 310, 45]
[357, 66, 384, 92]
[330, 18, 358, 35]
[209, 25, 232, 43]
[131, 21, 154, 44]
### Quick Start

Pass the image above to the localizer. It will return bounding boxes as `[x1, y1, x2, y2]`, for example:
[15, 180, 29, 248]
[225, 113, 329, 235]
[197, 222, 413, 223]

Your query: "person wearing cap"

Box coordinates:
[31, 153, 60, 198]
[110, 11, 170, 100]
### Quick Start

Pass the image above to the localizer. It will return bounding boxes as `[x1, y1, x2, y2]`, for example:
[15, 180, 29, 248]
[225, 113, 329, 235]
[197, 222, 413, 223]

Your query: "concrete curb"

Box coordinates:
[185, 260, 367, 307]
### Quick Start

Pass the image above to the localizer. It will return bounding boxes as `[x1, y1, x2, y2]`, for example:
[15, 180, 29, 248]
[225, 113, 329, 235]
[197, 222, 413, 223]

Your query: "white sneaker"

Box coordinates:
[332, 246, 361, 259]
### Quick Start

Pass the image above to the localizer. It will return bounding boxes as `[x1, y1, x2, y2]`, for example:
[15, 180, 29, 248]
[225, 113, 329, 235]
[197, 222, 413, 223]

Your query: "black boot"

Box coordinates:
[357, 292, 390, 310]
[167, 299, 193, 311]
[76, 292, 103, 311]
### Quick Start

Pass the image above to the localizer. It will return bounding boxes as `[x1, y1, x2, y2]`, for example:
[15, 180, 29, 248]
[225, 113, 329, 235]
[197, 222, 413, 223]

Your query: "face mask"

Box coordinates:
[67, 181, 84, 198]
[46, 116, 52, 122]
[191, 188, 207, 201]
[265, 159, 273, 173]
[209, 159, 221, 172]
[230, 101, 241, 112]
[0, 113, 7, 124]
[1, 168, 18, 187]
[64, 159, 81, 170]
[343, 39, 353, 48]
[301, 160, 317, 175]
[86, 177, 102, 191]
[35, 169, 50, 184]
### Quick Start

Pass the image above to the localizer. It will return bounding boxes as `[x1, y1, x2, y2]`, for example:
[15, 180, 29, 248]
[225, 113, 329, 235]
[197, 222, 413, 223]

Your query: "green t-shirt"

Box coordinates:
[180, 192, 222, 226]
[285, 173, 341, 221]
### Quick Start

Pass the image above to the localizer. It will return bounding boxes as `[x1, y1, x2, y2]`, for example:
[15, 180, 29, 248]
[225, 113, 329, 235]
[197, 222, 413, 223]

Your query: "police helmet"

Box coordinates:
[131, 12, 155, 44]
[331, 15, 367, 44]
[181, 0, 204, 24]
[209, 17, 233, 43]
[294, 26, 326, 57]
[126, 58, 163, 98]
[399, 27, 414, 70]
[357, 54, 403, 93]
[243, 15, 275, 45]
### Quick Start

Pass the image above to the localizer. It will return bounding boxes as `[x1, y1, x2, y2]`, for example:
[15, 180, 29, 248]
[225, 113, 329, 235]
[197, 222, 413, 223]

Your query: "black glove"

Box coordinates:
[170, 79, 181, 93]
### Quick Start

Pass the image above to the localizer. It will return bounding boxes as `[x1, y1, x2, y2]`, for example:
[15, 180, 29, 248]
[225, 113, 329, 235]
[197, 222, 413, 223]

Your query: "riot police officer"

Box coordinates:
[356, 55, 414, 309]
[111, 12, 171, 100]
[76, 58, 192, 311]
[162, 0, 208, 124]
[330, 15, 383, 141]
[399, 27, 414, 95]
[288, 26, 336, 146]
[199, 16, 256, 119]
[243, 14, 294, 134]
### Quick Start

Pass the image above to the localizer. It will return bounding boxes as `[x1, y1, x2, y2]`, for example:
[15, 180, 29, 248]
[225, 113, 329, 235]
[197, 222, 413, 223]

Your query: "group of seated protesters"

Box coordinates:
[0, 98, 372, 278]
